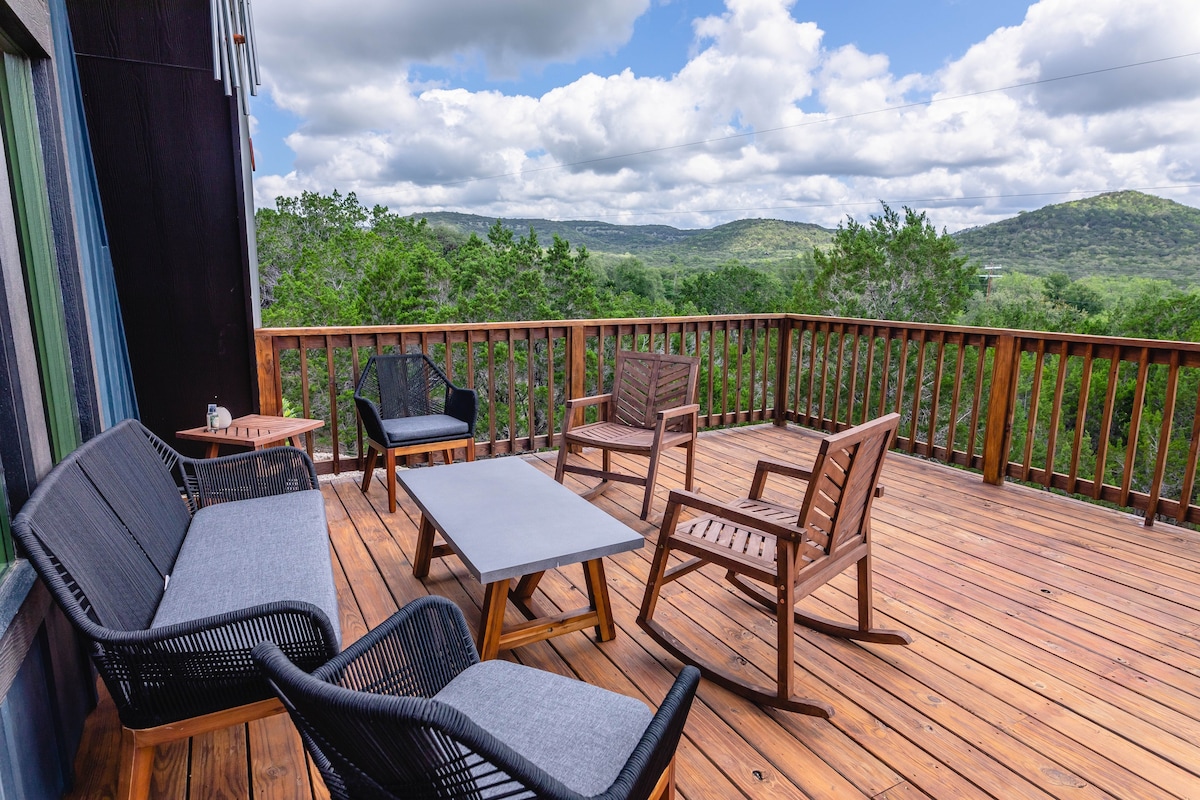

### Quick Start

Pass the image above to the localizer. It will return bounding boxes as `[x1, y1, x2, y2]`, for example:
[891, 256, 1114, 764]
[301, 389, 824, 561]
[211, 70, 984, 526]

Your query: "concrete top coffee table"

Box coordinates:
[399, 457, 643, 659]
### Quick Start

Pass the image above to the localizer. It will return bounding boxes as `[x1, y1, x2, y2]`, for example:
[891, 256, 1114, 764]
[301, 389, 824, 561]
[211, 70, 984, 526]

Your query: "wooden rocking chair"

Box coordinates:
[637, 413, 910, 716]
[555, 350, 700, 520]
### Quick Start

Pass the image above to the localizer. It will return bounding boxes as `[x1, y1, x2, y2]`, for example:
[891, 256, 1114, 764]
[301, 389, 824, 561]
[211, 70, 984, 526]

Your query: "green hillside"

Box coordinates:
[952, 191, 1200, 286]
[412, 191, 1200, 285]
[411, 211, 833, 270]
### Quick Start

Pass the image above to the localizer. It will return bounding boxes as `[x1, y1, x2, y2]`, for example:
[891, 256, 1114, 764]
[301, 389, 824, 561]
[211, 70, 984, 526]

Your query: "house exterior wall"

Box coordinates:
[0, 0, 98, 796]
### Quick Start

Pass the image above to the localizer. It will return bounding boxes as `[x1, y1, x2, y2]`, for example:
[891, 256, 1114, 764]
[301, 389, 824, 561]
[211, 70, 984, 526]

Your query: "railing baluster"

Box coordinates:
[1145, 351, 1180, 525]
[945, 334, 965, 464]
[1042, 340, 1069, 490]
[1119, 348, 1150, 507]
[909, 329, 927, 453]
[1067, 344, 1094, 493]
[1092, 348, 1123, 499]
[1176, 377, 1200, 525]
[1021, 341, 1046, 483]
[927, 332, 945, 459]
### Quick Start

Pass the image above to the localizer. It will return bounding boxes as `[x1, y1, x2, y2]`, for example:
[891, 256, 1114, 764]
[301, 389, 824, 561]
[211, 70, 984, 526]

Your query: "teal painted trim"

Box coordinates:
[0, 52, 80, 459]
[48, 0, 138, 428]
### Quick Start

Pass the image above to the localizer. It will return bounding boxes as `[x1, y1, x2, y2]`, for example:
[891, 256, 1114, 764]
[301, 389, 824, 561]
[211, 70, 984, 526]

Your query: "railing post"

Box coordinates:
[566, 322, 586, 450]
[982, 334, 1018, 485]
[773, 317, 793, 426]
[253, 330, 281, 416]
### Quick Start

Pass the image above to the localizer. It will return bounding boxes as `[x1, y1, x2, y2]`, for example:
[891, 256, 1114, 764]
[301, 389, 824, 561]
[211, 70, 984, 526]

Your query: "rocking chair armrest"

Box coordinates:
[564, 393, 612, 410]
[663, 489, 805, 543]
[654, 403, 700, 423]
[749, 457, 884, 499]
[748, 457, 812, 499]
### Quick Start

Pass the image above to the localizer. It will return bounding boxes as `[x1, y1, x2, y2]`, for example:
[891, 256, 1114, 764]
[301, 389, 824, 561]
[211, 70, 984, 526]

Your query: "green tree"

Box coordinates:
[797, 203, 974, 323]
[677, 261, 785, 314]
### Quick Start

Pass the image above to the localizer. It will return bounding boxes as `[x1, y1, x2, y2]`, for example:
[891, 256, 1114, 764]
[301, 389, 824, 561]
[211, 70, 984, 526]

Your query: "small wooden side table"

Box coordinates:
[176, 414, 324, 458]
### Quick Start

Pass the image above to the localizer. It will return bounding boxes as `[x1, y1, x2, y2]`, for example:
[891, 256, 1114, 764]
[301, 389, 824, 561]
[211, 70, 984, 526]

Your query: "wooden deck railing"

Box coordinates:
[255, 315, 1200, 527]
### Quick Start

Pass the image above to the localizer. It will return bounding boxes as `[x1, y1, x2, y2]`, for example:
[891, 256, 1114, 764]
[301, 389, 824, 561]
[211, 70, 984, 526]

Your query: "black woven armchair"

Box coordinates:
[254, 596, 700, 800]
[12, 419, 340, 800]
[355, 353, 478, 512]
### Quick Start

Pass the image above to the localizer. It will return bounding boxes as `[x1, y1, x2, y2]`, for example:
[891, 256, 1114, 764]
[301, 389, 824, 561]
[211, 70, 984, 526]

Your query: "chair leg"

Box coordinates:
[466, 440, 476, 461]
[649, 757, 676, 800]
[776, 541, 797, 705]
[641, 448, 662, 520]
[117, 728, 154, 800]
[638, 504, 681, 624]
[683, 439, 696, 491]
[384, 448, 398, 513]
[554, 439, 569, 483]
[360, 445, 379, 493]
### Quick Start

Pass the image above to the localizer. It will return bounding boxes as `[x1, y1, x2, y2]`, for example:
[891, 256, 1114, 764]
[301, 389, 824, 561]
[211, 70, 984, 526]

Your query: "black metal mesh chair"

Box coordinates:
[253, 596, 700, 800]
[355, 353, 478, 512]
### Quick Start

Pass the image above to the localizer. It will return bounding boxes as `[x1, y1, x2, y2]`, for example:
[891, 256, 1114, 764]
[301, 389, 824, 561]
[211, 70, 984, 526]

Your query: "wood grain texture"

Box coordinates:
[61, 423, 1200, 798]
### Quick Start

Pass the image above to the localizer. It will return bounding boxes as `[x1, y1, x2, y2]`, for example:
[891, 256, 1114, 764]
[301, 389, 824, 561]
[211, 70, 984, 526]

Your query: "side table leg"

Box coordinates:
[413, 516, 436, 578]
[584, 558, 616, 642]
[479, 581, 508, 660]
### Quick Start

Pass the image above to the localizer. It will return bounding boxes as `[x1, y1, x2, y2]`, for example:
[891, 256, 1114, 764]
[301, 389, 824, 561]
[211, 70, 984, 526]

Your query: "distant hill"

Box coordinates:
[411, 191, 1200, 284]
[410, 211, 833, 271]
[952, 191, 1200, 286]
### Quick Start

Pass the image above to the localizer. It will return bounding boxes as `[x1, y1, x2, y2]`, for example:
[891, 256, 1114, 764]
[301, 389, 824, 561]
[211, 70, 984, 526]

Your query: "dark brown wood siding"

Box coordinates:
[66, 0, 256, 450]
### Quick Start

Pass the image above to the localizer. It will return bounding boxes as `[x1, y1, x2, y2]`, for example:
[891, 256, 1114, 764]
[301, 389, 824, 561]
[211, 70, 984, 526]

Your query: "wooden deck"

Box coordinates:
[66, 423, 1200, 799]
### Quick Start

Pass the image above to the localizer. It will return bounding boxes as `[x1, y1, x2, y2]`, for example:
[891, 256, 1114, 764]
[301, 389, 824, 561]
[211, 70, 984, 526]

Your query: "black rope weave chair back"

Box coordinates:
[254, 597, 548, 800]
[362, 354, 448, 420]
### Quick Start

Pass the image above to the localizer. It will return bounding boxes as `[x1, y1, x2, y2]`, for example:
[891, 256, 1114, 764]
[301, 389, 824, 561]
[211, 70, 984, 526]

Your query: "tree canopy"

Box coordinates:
[796, 204, 975, 323]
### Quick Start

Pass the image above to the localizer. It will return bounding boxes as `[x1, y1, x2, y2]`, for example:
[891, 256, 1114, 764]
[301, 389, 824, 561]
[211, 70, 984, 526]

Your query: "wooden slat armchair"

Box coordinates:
[355, 353, 477, 512]
[637, 413, 910, 716]
[555, 350, 700, 520]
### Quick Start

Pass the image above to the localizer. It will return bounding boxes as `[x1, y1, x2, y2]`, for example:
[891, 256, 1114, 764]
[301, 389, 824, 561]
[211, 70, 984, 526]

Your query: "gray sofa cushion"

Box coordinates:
[382, 414, 469, 446]
[151, 489, 340, 646]
[432, 659, 652, 796]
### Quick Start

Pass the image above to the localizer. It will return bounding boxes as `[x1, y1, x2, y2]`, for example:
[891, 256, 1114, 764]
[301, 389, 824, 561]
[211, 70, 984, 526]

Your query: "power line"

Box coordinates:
[439, 50, 1200, 188]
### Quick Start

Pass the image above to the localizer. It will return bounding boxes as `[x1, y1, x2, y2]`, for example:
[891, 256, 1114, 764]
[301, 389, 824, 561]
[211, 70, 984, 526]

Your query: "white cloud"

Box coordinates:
[251, 0, 1200, 232]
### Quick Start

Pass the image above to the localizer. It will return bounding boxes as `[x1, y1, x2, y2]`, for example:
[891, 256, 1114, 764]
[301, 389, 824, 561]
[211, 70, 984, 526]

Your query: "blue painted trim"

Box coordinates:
[49, 0, 139, 429]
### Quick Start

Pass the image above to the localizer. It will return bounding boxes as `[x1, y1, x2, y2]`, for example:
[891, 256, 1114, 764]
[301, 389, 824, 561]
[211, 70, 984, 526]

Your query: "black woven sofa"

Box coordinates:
[12, 418, 341, 800]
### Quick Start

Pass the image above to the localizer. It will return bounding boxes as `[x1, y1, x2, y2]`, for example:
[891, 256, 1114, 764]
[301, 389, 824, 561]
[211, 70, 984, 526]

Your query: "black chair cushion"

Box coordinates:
[432, 659, 653, 796]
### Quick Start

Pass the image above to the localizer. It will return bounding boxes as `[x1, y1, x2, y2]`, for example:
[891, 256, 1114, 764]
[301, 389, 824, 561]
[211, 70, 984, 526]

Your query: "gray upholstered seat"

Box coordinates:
[382, 413, 469, 446]
[151, 490, 341, 646]
[433, 659, 653, 796]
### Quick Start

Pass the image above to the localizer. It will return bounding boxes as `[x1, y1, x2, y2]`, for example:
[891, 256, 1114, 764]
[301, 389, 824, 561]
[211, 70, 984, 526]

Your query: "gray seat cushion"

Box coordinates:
[433, 659, 652, 796]
[151, 490, 340, 646]
[382, 414, 469, 446]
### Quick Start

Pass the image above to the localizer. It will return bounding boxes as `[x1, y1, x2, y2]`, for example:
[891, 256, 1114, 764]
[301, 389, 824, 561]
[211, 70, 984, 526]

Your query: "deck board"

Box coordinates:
[64, 423, 1200, 799]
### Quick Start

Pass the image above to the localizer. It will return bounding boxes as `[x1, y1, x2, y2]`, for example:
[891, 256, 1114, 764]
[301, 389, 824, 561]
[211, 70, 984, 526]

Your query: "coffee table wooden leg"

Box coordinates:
[584, 558, 616, 642]
[510, 571, 547, 621]
[479, 581, 509, 660]
[413, 516, 436, 578]
[205, 443, 219, 458]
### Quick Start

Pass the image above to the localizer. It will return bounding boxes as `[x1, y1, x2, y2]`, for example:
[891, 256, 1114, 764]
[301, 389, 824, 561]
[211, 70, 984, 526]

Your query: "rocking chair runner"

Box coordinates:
[637, 413, 910, 717]
[555, 351, 700, 520]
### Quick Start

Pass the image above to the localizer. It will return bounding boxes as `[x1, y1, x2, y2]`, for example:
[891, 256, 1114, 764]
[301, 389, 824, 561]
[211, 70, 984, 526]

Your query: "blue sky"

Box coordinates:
[248, 0, 1200, 231]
